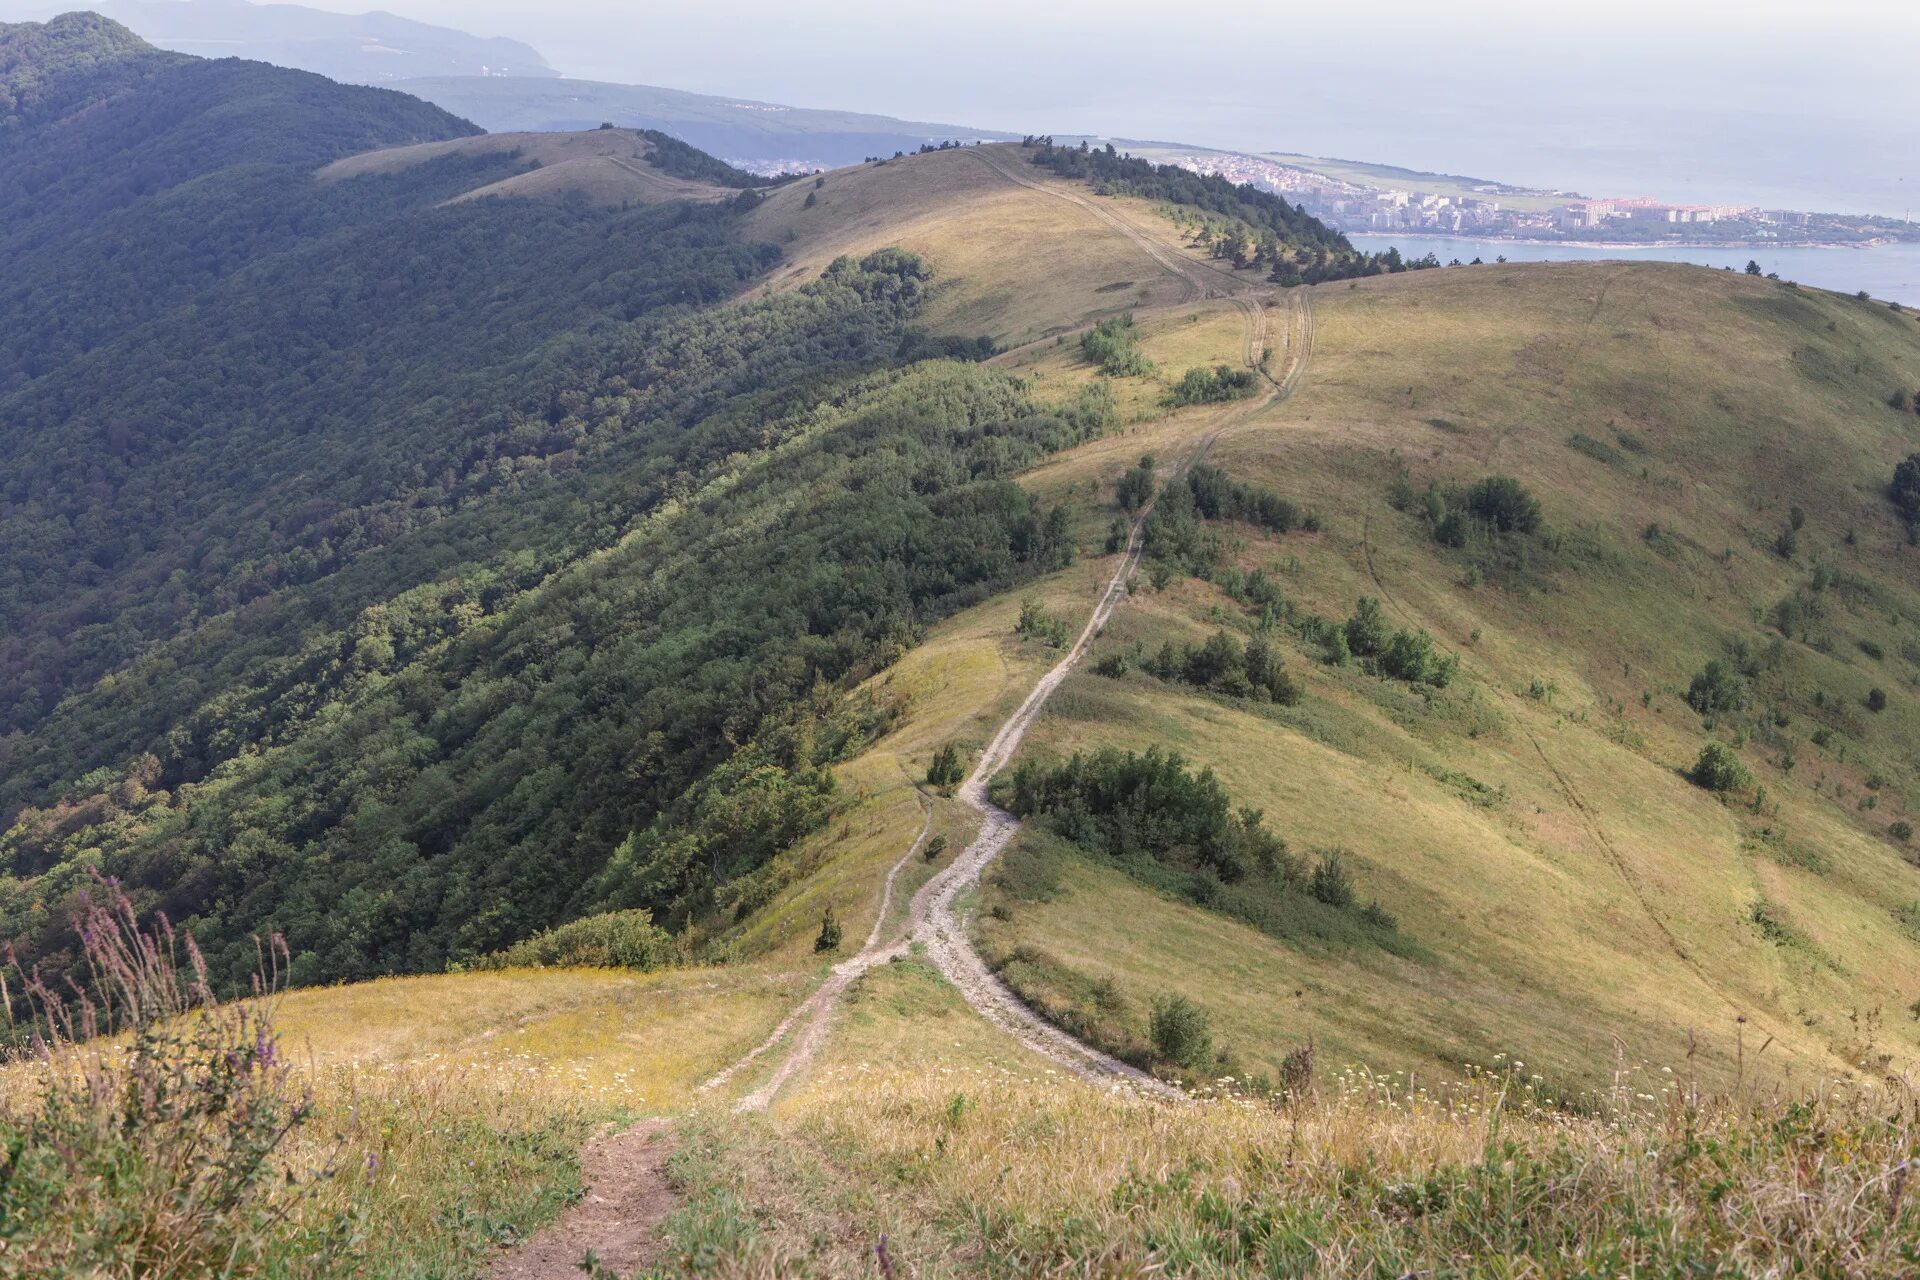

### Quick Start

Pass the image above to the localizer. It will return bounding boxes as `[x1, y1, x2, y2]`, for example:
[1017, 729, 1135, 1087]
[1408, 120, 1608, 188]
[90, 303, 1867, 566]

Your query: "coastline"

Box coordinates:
[1340, 232, 1901, 252]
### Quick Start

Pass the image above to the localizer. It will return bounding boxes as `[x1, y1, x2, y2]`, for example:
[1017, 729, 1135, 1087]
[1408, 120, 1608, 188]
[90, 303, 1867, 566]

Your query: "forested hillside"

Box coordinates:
[0, 17, 1115, 989]
[0, 17, 775, 739]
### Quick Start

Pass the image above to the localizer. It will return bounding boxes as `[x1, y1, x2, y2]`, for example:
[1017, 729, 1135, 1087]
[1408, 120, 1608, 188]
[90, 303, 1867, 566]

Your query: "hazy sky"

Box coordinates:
[39, 0, 1920, 214]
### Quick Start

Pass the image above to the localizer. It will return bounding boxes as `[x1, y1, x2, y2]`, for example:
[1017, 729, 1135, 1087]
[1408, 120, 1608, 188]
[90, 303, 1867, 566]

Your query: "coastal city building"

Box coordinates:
[1153, 148, 1913, 247]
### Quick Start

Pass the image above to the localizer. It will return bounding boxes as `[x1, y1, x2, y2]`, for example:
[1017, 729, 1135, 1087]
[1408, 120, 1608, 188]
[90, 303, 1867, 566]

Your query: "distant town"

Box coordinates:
[1149, 149, 1920, 248]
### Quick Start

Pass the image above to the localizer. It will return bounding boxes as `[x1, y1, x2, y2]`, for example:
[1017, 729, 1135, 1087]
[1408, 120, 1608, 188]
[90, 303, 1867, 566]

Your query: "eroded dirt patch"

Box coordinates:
[487, 1119, 677, 1280]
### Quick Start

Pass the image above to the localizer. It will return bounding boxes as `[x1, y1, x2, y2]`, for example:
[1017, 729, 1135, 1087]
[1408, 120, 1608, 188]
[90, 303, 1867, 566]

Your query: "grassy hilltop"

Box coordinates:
[3, 25, 1919, 1270]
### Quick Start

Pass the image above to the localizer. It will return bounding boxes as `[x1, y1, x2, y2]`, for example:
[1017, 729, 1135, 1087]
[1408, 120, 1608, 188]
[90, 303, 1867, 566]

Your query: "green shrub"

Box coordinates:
[1464, 476, 1543, 534]
[1377, 627, 1457, 687]
[1000, 746, 1290, 885]
[1142, 629, 1300, 704]
[1686, 659, 1748, 716]
[1168, 364, 1256, 406]
[1345, 596, 1390, 658]
[1116, 455, 1157, 511]
[1082, 314, 1153, 376]
[1358, 900, 1399, 931]
[1309, 850, 1356, 908]
[1867, 687, 1889, 713]
[1893, 454, 1920, 522]
[484, 909, 677, 970]
[927, 742, 967, 791]
[1149, 994, 1214, 1072]
[1689, 742, 1751, 793]
[1567, 432, 1626, 468]
[1184, 463, 1303, 533]
[1017, 599, 1072, 648]
[814, 906, 843, 953]
[1892, 821, 1914, 844]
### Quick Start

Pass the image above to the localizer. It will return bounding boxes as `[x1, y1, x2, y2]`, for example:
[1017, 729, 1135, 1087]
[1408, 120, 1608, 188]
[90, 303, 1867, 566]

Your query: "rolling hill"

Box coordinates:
[0, 0, 1020, 170]
[3, 17, 1920, 1276]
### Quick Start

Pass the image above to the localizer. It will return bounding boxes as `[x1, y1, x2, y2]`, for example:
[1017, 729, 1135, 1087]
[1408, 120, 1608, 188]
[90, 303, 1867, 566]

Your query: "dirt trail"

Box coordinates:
[908, 294, 1309, 1097]
[698, 791, 935, 1110]
[702, 292, 1314, 1108]
[485, 1120, 676, 1280]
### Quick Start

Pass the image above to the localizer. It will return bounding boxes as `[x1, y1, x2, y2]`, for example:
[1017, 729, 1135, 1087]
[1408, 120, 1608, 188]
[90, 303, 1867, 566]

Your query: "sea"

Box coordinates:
[1349, 235, 1920, 308]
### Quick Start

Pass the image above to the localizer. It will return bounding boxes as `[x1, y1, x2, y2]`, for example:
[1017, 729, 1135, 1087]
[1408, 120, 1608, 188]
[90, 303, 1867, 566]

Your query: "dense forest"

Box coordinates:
[0, 17, 803, 743]
[0, 17, 1116, 988]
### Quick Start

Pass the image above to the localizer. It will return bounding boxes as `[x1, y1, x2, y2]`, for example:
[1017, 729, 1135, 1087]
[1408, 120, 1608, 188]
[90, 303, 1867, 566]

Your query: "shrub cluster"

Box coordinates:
[1000, 746, 1288, 885]
[1688, 742, 1752, 793]
[1082, 314, 1152, 377]
[1136, 630, 1303, 705]
[999, 749, 1404, 953]
[1185, 464, 1308, 534]
[1685, 658, 1748, 716]
[1343, 597, 1457, 687]
[1017, 598, 1073, 648]
[1149, 994, 1214, 1072]
[1143, 466, 1317, 577]
[1116, 454, 1157, 511]
[1168, 365, 1256, 406]
[480, 908, 678, 970]
[1893, 453, 1920, 524]
[1394, 473, 1544, 548]
[927, 742, 967, 791]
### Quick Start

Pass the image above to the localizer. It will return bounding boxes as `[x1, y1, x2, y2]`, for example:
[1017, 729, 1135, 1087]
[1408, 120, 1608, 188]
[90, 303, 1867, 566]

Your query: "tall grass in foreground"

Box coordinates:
[723, 1060, 1919, 1277]
[0, 885, 609, 1278]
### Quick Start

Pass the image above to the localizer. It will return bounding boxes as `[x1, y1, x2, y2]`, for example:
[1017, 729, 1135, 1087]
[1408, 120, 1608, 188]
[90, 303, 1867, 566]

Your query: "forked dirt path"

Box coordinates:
[485, 1120, 676, 1280]
[698, 790, 936, 1110]
[700, 291, 1314, 1109]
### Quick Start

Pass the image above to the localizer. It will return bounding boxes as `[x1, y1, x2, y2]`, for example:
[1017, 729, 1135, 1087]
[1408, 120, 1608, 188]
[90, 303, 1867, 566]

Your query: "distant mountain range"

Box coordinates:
[390, 75, 1017, 172]
[1, 0, 558, 81]
[0, 0, 1014, 169]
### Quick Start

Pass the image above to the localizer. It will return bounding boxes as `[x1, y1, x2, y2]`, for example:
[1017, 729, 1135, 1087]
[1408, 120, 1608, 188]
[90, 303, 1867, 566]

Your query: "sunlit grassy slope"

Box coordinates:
[979, 261, 1920, 1092]
[748, 145, 1194, 345]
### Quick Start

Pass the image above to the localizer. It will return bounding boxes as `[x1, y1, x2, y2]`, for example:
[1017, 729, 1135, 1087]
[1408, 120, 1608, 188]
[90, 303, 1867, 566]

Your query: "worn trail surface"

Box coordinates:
[485, 1120, 676, 1280]
[703, 289, 1315, 1108]
[909, 293, 1309, 1098]
[698, 791, 935, 1111]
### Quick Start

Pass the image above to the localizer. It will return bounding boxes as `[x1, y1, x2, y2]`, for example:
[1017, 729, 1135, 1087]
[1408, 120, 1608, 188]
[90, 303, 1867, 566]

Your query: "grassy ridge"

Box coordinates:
[983, 260, 1920, 1091]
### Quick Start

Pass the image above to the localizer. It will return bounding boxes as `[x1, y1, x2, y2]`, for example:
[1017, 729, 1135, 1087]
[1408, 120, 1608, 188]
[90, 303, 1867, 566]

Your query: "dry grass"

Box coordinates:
[749, 146, 1193, 345]
[961, 261, 1920, 1091]
[765, 1062, 1920, 1278]
[315, 128, 735, 205]
[274, 964, 807, 1107]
